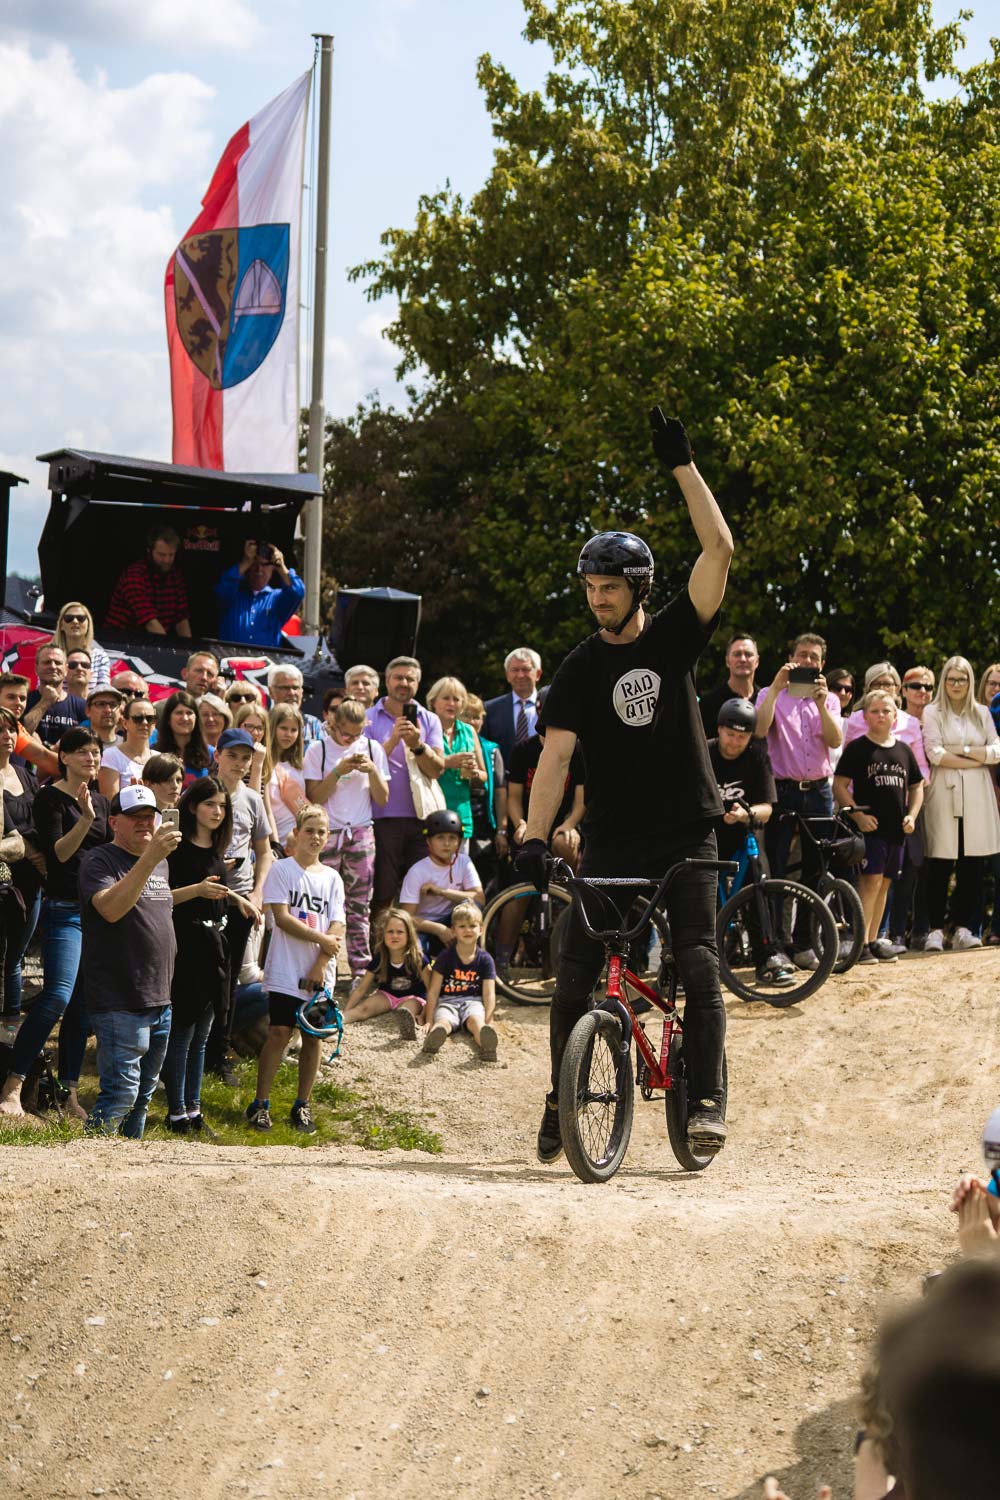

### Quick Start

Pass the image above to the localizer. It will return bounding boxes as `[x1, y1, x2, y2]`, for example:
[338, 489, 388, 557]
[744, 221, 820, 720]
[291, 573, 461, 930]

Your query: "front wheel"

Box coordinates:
[558, 1009, 634, 1184]
[717, 877, 838, 1005]
[664, 1033, 728, 1172]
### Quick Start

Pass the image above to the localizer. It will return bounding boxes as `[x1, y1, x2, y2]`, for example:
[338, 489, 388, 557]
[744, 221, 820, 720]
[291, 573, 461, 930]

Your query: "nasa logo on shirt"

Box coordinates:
[612, 668, 661, 726]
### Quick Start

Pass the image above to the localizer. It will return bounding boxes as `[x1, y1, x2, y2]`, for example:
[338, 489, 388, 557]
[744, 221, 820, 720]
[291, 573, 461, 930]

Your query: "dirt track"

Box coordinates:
[3, 950, 998, 1500]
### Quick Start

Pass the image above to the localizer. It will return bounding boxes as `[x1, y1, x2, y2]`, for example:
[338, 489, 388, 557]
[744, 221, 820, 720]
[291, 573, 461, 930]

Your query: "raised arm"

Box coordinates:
[650, 412, 733, 626]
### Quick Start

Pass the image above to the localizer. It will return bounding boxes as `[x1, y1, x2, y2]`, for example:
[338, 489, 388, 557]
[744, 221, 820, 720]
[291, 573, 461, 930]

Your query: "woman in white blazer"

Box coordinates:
[921, 656, 1000, 951]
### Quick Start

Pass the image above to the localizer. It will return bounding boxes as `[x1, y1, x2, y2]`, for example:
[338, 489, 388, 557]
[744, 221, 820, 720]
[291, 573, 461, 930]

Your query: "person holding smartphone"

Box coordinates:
[754, 632, 843, 969]
[215, 538, 305, 647]
[364, 656, 446, 914]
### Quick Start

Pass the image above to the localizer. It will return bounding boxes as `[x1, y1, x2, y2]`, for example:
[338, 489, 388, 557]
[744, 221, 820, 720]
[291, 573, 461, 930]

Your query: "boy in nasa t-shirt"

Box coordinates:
[244, 805, 345, 1135]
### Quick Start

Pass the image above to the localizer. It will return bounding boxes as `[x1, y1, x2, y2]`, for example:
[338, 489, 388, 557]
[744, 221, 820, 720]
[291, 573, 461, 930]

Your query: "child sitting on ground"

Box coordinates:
[423, 901, 498, 1062]
[400, 808, 483, 957]
[244, 804, 345, 1136]
[343, 907, 430, 1040]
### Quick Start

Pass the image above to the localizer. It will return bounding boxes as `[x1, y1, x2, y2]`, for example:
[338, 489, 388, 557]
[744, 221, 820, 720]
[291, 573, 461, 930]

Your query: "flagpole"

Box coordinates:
[303, 32, 334, 633]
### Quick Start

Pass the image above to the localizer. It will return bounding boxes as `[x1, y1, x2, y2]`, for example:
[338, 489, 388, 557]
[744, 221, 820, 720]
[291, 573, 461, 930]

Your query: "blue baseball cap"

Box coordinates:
[216, 727, 255, 753]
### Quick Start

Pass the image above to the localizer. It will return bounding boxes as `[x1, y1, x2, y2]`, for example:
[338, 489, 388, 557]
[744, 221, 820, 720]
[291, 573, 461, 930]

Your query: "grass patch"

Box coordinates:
[0, 1055, 441, 1154]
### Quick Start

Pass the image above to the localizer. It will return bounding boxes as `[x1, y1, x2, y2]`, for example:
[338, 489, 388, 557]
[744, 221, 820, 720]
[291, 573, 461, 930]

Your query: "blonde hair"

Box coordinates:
[862, 689, 898, 715]
[235, 702, 272, 781]
[462, 694, 485, 720]
[372, 907, 424, 987]
[225, 680, 263, 707]
[333, 699, 366, 732]
[427, 676, 467, 715]
[932, 655, 978, 726]
[54, 601, 95, 656]
[450, 901, 482, 928]
[978, 663, 1000, 705]
[295, 802, 329, 830]
[268, 704, 304, 769]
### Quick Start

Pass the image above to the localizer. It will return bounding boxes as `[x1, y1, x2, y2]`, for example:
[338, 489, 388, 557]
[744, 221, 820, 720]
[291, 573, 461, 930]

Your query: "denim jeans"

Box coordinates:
[10, 899, 87, 1081]
[764, 781, 835, 951]
[2, 888, 41, 1015]
[88, 1006, 172, 1138]
[161, 1008, 213, 1116]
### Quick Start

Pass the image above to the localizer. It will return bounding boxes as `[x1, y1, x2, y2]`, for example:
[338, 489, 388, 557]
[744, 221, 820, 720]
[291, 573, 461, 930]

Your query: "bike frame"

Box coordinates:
[605, 951, 679, 1091]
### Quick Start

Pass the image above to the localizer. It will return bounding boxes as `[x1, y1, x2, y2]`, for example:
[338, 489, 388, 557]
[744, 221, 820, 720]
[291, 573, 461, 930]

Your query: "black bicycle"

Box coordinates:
[786, 810, 867, 972]
[553, 854, 738, 1184]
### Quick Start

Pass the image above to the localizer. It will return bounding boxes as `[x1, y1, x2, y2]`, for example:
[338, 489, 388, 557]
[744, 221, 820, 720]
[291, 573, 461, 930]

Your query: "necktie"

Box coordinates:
[515, 701, 529, 744]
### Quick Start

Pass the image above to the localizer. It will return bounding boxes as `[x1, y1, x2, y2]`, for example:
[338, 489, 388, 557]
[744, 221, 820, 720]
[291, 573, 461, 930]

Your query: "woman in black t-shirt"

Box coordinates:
[164, 777, 259, 1132]
[0, 728, 110, 1122]
[0, 707, 43, 1016]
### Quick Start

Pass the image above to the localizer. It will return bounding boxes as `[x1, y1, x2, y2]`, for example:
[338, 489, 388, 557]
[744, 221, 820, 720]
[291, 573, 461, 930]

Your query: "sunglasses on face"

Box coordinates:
[834, 684, 854, 695]
[228, 692, 256, 703]
[121, 688, 144, 699]
[904, 682, 932, 691]
[128, 714, 157, 725]
[61, 614, 87, 624]
[68, 660, 91, 669]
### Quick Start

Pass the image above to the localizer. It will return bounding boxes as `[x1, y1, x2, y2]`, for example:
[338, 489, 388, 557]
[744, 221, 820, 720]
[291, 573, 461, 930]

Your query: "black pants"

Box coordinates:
[373, 818, 428, 908]
[549, 823, 726, 1105]
[926, 819, 985, 931]
[205, 905, 256, 1065]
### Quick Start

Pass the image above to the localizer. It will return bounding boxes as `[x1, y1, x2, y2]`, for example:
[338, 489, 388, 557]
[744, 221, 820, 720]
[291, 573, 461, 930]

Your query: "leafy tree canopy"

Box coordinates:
[329, 0, 1000, 687]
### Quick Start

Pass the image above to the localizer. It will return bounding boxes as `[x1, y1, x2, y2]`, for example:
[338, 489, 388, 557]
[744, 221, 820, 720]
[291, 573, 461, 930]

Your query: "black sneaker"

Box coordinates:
[210, 1052, 239, 1087]
[686, 1100, 727, 1152]
[245, 1102, 272, 1132]
[165, 1116, 190, 1135]
[537, 1101, 563, 1164]
[186, 1112, 204, 1133]
[289, 1102, 317, 1135]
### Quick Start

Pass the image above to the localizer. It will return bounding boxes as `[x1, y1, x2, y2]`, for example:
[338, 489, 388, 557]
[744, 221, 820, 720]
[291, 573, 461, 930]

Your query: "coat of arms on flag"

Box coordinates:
[173, 224, 289, 390]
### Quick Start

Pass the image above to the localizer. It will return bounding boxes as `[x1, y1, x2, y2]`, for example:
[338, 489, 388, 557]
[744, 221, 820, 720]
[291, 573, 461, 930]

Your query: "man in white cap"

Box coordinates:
[78, 784, 182, 1137]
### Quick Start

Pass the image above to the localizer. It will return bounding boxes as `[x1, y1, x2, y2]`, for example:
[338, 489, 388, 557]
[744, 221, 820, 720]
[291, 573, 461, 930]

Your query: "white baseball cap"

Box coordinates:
[110, 784, 159, 817]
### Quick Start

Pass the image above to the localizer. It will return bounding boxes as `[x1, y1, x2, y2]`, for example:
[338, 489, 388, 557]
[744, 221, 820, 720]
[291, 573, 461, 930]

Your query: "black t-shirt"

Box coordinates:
[168, 840, 229, 927]
[24, 690, 88, 746]
[33, 783, 112, 902]
[2, 764, 41, 902]
[78, 844, 176, 1013]
[708, 737, 777, 857]
[540, 590, 723, 845]
[365, 956, 427, 1000]
[836, 736, 922, 844]
[507, 735, 586, 827]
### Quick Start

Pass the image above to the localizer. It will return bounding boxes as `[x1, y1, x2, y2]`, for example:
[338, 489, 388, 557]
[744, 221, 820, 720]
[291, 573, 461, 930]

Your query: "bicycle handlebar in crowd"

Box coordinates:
[549, 855, 739, 946]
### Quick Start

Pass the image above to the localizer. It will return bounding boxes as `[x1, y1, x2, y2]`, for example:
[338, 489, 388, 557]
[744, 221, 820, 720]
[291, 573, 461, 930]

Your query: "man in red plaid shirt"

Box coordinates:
[104, 526, 192, 638]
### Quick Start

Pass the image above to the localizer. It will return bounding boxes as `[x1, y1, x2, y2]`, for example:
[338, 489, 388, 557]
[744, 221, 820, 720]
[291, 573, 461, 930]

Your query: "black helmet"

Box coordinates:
[577, 532, 654, 593]
[577, 531, 654, 637]
[422, 808, 463, 839]
[717, 697, 757, 733]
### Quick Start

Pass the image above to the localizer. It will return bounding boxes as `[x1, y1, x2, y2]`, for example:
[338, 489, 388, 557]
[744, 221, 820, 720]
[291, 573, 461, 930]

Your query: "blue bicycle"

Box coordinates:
[715, 800, 838, 1006]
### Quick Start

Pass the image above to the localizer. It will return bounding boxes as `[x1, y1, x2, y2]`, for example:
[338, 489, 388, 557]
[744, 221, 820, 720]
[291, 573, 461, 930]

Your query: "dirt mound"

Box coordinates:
[2, 951, 995, 1499]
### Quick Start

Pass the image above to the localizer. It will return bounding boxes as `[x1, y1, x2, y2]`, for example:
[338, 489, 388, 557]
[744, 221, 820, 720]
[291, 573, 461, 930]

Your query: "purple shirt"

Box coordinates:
[364, 698, 444, 819]
[755, 686, 842, 781]
[842, 706, 930, 781]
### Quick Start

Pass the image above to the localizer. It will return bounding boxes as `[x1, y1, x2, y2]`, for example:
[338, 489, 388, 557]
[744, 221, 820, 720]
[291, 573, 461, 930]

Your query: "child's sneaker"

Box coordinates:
[245, 1101, 272, 1131]
[423, 1023, 449, 1055]
[289, 1102, 317, 1135]
[479, 1024, 498, 1062]
[923, 929, 945, 953]
[952, 927, 983, 951]
[397, 1008, 417, 1041]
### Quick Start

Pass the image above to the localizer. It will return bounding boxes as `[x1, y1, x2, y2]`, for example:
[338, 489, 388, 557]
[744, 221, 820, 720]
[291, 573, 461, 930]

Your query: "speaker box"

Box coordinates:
[329, 586, 422, 673]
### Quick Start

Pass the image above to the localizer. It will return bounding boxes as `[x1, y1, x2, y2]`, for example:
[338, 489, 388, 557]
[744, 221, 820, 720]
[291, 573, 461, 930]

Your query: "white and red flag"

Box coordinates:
[165, 72, 310, 471]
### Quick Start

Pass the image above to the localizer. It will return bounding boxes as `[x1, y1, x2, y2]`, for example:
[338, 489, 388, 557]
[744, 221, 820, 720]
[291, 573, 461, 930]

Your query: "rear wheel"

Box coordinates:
[717, 877, 838, 1005]
[558, 1009, 634, 1184]
[481, 881, 571, 1005]
[823, 877, 867, 972]
[664, 1034, 728, 1171]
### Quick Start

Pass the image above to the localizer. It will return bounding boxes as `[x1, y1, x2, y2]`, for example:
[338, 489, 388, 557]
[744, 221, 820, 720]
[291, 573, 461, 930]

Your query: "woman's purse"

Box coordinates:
[404, 747, 446, 820]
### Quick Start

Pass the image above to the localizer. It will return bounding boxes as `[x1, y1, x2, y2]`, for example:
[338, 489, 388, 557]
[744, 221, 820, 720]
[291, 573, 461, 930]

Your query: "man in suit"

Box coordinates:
[483, 648, 543, 764]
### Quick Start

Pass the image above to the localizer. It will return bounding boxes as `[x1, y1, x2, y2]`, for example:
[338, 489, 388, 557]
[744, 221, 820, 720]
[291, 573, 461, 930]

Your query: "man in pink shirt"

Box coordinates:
[755, 631, 842, 967]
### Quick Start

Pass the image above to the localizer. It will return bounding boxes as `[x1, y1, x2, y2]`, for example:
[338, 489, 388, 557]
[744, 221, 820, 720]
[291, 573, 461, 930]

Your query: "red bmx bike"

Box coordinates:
[553, 854, 737, 1184]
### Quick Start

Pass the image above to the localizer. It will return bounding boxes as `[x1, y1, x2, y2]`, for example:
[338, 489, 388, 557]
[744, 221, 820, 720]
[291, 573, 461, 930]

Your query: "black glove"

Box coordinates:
[649, 407, 693, 469]
[514, 838, 551, 893]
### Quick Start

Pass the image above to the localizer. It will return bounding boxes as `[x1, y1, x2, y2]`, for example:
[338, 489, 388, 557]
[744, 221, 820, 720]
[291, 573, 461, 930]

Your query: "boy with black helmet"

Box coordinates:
[516, 411, 734, 1163]
[400, 807, 484, 957]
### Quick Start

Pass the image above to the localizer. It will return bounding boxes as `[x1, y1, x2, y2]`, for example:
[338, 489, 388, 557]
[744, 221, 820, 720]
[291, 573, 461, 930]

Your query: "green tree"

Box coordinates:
[342, 0, 1000, 682]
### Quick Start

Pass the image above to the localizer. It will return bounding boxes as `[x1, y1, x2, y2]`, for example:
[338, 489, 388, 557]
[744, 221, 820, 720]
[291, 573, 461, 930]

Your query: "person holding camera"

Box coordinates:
[754, 632, 843, 969]
[215, 539, 305, 648]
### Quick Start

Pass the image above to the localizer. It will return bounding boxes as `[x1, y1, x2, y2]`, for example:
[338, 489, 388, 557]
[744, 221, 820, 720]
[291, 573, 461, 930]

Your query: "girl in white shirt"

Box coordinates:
[268, 704, 308, 848]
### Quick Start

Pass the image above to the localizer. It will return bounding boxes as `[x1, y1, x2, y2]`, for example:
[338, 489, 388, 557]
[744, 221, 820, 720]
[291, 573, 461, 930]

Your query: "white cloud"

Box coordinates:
[0, 0, 262, 53]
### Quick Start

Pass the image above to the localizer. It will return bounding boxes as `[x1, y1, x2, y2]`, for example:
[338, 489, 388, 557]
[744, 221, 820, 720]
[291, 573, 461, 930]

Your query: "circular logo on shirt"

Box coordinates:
[612, 668, 661, 726]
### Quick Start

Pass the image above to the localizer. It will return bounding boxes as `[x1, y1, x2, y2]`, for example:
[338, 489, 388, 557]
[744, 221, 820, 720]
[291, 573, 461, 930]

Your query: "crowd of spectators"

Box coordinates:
[2, 613, 1000, 1137]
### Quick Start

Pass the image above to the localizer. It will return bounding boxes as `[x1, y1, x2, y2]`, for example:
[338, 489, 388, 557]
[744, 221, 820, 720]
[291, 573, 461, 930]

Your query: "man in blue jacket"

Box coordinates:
[216, 539, 305, 647]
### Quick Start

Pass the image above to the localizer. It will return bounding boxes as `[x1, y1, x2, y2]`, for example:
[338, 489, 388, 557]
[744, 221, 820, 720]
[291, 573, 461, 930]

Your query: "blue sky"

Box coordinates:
[0, 0, 994, 575]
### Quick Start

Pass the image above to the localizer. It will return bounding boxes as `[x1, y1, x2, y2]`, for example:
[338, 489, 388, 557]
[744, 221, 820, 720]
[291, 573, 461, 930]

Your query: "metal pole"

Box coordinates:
[303, 32, 334, 633]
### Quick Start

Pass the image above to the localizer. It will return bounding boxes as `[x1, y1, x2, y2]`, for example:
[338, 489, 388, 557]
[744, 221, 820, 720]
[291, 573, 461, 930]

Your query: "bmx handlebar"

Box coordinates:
[549, 855, 738, 946]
